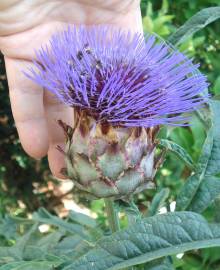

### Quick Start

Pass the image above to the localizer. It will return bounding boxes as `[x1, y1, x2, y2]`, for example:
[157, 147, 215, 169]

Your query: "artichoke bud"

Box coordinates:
[28, 26, 208, 200]
[59, 111, 159, 200]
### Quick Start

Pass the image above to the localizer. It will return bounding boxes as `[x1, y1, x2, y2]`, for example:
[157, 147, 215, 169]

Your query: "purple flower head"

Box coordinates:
[29, 26, 209, 127]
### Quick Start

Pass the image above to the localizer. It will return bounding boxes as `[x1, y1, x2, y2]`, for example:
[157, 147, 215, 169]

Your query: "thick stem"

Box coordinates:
[105, 199, 134, 270]
[104, 198, 120, 233]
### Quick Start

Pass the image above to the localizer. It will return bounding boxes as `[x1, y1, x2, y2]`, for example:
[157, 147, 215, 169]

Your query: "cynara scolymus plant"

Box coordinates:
[28, 26, 208, 200]
[3, 7, 220, 270]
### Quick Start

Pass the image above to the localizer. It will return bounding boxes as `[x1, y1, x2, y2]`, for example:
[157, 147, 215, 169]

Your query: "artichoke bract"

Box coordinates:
[58, 115, 158, 199]
[28, 26, 208, 199]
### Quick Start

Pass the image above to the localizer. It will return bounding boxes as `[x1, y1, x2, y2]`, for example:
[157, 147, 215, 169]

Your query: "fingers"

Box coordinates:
[0, 22, 67, 59]
[44, 91, 73, 179]
[5, 57, 49, 158]
[5, 57, 73, 179]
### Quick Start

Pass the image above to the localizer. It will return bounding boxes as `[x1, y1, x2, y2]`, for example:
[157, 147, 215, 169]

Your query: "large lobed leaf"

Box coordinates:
[176, 101, 220, 213]
[64, 211, 220, 270]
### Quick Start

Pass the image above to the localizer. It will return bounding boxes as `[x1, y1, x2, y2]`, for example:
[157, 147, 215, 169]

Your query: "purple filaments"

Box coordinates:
[28, 26, 209, 127]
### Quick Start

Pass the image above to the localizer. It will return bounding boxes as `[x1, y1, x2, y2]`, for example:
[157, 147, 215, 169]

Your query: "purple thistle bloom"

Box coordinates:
[28, 26, 209, 128]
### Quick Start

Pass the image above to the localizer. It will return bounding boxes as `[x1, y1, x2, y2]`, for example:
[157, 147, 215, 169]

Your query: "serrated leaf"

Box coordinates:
[159, 139, 194, 169]
[176, 101, 220, 212]
[63, 212, 220, 270]
[168, 7, 220, 45]
[147, 188, 170, 217]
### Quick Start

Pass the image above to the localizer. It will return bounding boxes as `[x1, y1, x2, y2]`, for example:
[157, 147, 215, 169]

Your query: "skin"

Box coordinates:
[0, 0, 142, 178]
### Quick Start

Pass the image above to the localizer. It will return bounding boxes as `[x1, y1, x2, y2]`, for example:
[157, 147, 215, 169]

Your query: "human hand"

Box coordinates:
[0, 0, 142, 178]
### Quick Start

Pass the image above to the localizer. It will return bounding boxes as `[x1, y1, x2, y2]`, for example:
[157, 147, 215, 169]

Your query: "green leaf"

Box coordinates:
[159, 139, 194, 169]
[54, 235, 93, 260]
[214, 197, 220, 222]
[190, 115, 206, 156]
[205, 103, 220, 176]
[63, 212, 220, 270]
[160, 0, 169, 15]
[0, 261, 60, 270]
[0, 224, 39, 260]
[187, 176, 220, 213]
[176, 101, 220, 212]
[32, 208, 90, 240]
[115, 200, 141, 225]
[168, 7, 220, 45]
[23, 231, 63, 260]
[176, 174, 201, 211]
[169, 128, 194, 155]
[0, 262, 25, 270]
[53, 235, 84, 255]
[0, 224, 64, 263]
[68, 211, 102, 242]
[0, 216, 19, 240]
[147, 188, 170, 217]
[143, 257, 174, 270]
[68, 210, 97, 229]
[213, 76, 220, 95]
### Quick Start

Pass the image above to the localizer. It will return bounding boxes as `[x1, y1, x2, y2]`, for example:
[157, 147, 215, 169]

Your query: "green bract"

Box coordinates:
[59, 112, 161, 199]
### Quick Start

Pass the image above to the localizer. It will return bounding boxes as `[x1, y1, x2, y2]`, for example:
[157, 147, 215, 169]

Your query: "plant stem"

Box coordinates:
[104, 198, 120, 233]
[104, 199, 133, 270]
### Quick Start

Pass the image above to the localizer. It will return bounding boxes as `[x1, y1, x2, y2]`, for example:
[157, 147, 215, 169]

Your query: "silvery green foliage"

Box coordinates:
[1, 7, 220, 270]
[1, 209, 220, 270]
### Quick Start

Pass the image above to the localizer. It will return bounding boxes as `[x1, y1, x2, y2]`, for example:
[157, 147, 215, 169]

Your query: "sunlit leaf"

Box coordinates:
[64, 212, 220, 270]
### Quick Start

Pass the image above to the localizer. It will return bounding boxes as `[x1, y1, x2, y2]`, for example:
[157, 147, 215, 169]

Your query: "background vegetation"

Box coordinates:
[0, 1, 220, 269]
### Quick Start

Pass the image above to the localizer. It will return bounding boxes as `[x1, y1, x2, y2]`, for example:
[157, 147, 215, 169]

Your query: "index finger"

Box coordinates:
[5, 57, 49, 158]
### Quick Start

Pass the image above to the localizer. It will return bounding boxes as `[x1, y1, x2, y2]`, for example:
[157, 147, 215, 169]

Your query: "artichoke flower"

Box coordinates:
[28, 26, 208, 199]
